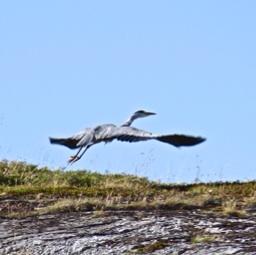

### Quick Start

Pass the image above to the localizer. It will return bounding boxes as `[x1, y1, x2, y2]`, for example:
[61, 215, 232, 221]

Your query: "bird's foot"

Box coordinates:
[68, 155, 81, 164]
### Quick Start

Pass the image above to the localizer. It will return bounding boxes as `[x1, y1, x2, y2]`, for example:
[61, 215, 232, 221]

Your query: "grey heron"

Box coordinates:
[49, 110, 206, 164]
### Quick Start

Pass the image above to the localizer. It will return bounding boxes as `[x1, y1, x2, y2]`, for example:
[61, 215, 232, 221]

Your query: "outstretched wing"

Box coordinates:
[110, 126, 154, 143]
[76, 128, 94, 147]
[157, 134, 206, 147]
[96, 126, 206, 147]
[49, 128, 94, 149]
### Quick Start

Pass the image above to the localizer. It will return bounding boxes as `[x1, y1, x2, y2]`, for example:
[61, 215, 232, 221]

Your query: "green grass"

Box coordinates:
[0, 160, 256, 217]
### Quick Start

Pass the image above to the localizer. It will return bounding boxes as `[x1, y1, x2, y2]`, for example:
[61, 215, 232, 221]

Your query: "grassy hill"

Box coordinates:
[0, 160, 256, 218]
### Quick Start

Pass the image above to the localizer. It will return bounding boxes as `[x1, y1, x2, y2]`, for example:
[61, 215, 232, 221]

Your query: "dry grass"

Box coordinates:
[222, 200, 247, 217]
[0, 160, 256, 218]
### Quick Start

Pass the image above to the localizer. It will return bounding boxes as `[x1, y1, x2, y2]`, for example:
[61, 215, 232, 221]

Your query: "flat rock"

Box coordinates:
[1, 210, 256, 254]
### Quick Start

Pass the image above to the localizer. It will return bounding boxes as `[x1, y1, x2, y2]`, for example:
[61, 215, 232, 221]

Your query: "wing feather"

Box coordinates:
[113, 127, 153, 142]
[76, 128, 94, 147]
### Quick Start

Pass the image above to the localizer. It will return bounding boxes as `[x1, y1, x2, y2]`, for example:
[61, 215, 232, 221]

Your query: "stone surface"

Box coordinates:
[1, 210, 256, 254]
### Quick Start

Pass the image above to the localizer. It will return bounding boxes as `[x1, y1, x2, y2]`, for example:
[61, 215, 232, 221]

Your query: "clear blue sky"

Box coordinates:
[1, 1, 256, 182]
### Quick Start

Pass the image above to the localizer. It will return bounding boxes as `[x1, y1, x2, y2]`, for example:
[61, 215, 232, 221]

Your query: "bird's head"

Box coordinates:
[133, 110, 156, 119]
[121, 110, 156, 126]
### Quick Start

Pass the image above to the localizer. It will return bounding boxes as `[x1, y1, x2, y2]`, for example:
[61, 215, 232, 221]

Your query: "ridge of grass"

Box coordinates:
[0, 160, 256, 218]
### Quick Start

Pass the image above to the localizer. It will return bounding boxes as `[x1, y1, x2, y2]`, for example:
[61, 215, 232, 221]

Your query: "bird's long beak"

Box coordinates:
[147, 111, 156, 116]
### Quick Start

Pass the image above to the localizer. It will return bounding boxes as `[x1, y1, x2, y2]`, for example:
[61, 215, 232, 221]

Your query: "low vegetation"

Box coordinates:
[0, 160, 256, 218]
[131, 240, 169, 254]
[191, 234, 217, 244]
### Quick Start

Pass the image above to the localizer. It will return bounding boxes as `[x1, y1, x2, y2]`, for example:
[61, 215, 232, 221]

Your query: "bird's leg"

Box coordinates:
[75, 144, 92, 161]
[68, 145, 92, 164]
[68, 146, 84, 164]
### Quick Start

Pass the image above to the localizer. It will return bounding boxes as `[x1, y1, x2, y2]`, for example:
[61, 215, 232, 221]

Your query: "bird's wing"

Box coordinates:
[100, 126, 206, 147]
[111, 126, 154, 143]
[49, 128, 94, 149]
[91, 124, 206, 147]
[157, 134, 206, 147]
[75, 128, 95, 147]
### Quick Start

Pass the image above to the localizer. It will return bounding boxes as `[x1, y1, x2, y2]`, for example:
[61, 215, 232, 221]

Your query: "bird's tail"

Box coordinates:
[49, 137, 78, 149]
[156, 134, 206, 147]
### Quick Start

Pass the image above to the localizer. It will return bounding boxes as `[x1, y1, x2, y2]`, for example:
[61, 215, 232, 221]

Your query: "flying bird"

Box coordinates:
[49, 110, 206, 164]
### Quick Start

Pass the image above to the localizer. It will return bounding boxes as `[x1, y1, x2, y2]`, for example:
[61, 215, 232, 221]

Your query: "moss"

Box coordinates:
[191, 234, 217, 244]
[132, 240, 168, 254]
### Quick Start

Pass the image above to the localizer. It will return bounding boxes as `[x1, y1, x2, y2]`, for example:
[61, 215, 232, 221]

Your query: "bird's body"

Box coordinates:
[49, 110, 206, 164]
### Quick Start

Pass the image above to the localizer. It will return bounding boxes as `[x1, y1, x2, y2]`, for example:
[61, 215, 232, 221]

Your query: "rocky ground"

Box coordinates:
[1, 210, 256, 255]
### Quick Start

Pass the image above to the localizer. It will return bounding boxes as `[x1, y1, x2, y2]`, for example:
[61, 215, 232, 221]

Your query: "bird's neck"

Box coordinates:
[121, 114, 137, 127]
